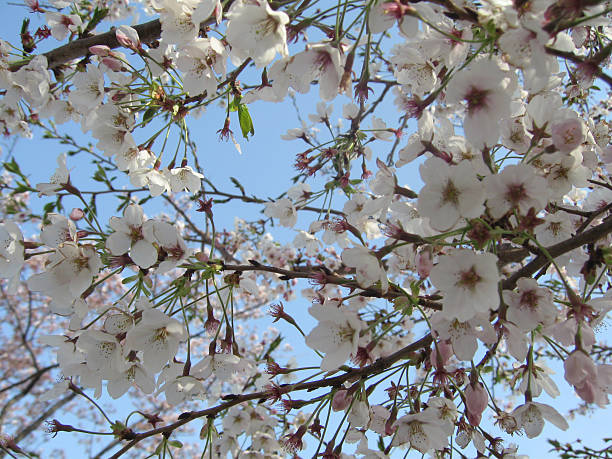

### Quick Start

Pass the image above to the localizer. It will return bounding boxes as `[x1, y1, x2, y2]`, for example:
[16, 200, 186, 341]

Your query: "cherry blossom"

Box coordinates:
[27, 242, 102, 304]
[446, 59, 512, 148]
[341, 246, 388, 293]
[106, 204, 158, 269]
[264, 198, 297, 228]
[417, 157, 485, 230]
[176, 37, 227, 97]
[166, 165, 204, 193]
[429, 249, 500, 321]
[484, 164, 549, 219]
[45, 12, 83, 41]
[125, 308, 187, 373]
[392, 409, 448, 452]
[511, 402, 569, 438]
[305, 301, 364, 371]
[0, 222, 24, 288]
[225, 0, 290, 67]
[0, 0, 611, 456]
[36, 153, 70, 196]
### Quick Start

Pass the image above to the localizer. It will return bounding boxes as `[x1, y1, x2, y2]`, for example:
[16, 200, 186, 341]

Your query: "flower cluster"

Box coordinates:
[0, 0, 610, 457]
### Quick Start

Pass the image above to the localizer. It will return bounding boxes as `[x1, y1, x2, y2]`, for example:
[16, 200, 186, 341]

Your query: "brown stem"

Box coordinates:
[109, 334, 433, 458]
[502, 214, 612, 290]
[544, 45, 612, 88]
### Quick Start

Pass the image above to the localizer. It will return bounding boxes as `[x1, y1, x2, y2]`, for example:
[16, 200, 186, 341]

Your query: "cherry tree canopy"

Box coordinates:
[0, 0, 611, 457]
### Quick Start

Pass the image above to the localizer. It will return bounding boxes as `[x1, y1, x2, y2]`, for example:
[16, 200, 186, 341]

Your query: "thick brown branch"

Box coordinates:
[503, 214, 612, 290]
[11, 20, 160, 71]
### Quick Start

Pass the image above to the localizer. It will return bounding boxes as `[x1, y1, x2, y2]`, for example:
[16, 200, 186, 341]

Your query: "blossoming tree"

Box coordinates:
[0, 0, 611, 457]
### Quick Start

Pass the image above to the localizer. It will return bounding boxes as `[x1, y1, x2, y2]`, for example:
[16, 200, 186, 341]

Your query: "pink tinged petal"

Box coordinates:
[135, 368, 156, 394]
[143, 345, 172, 372]
[104, 314, 133, 334]
[518, 404, 545, 438]
[321, 345, 351, 371]
[108, 376, 130, 399]
[106, 232, 131, 255]
[27, 271, 54, 294]
[165, 320, 186, 339]
[70, 269, 93, 298]
[124, 204, 144, 226]
[332, 390, 352, 411]
[109, 216, 130, 233]
[153, 221, 178, 246]
[116, 25, 140, 50]
[564, 351, 597, 387]
[453, 334, 477, 361]
[130, 239, 158, 268]
[465, 383, 488, 426]
[573, 381, 597, 404]
[156, 259, 177, 274]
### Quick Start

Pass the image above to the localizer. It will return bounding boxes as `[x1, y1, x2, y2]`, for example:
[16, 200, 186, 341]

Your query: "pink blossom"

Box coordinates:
[465, 382, 488, 426]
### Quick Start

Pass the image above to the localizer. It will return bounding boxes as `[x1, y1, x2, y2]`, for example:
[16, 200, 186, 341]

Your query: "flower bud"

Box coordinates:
[69, 208, 84, 221]
[331, 390, 352, 411]
[465, 382, 488, 426]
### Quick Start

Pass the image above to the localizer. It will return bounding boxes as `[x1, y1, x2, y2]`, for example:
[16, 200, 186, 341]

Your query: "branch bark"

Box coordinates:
[108, 333, 433, 458]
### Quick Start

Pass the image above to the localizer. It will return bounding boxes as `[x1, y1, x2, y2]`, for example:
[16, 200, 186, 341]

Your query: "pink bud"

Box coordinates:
[101, 57, 123, 72]
[89, 45, 110, 57]
[115, 25, 140, 51]
[416, 248, 433, 278]
[331, 390, 352, 411]
[465, 382, 488, 426]
[69, 208, 84, 221]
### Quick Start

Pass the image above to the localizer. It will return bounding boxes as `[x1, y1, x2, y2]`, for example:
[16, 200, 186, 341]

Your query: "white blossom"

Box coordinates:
[305, 301, 364, 371]
[125, 308, 186, 373]
[429, 249, 500, 322]
[225, 0, 289, 67]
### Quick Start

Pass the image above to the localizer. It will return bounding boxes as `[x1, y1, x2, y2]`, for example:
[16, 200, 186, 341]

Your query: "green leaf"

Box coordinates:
[83, 7, 109, 35]
[237, 104, 255, 139]
[138, 195, 153, 206]
[262, 334, 283, 359]
[142, 106, 157, 126]
[228, 98, 239, 112]
[167, 440, 183, 448]
[110, 420, 127, 437]
[3, 158, 21, 175]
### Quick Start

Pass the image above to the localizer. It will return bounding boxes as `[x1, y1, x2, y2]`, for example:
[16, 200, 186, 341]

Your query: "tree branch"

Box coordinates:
[108, 333, 433, 458]
[502, 214, 612, 290]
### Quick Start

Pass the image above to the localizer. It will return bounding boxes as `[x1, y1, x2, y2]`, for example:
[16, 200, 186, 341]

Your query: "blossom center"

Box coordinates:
[441, 179, 460, 205]
[129, 226, 143, 242]
[505, 183, 527, 204]
[464, 86, 490, 114]
[546, 221, 562, 236]
[456, 266, 481, 290]
[520, 289, 539, 310]
[153, 327, 169, 343]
